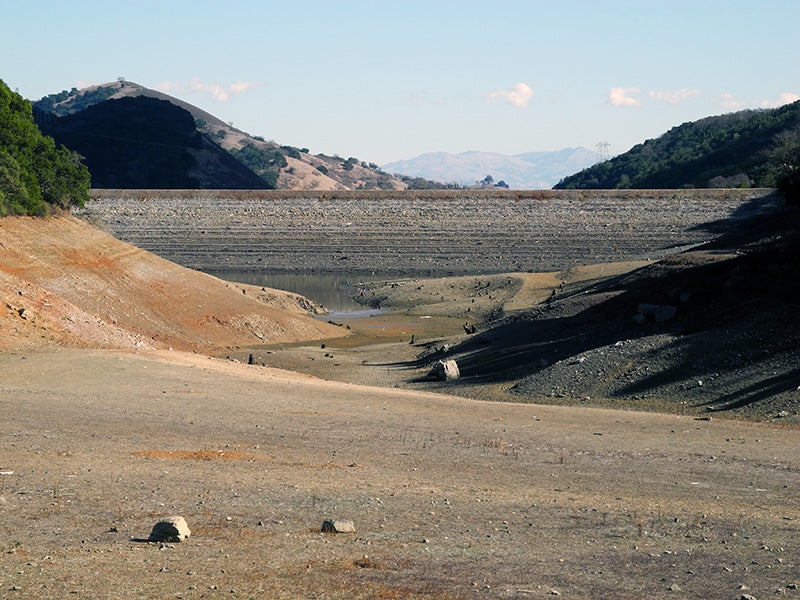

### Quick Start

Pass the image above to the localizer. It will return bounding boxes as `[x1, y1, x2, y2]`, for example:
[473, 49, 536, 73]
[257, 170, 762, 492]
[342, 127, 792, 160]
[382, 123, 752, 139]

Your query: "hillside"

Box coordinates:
[34, 96, 270, 189]
[33, 81, 417, 191]
[382, 147, 596, 189]
[0, 215, 343, 352]
[556, 100, 800, 192]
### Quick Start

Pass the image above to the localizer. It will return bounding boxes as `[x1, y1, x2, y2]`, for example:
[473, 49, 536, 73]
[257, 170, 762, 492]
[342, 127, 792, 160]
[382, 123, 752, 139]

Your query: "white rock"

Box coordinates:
[431, 359, 460, 381]
[148, 516, 191, 542]
[321, 519, 355, 533]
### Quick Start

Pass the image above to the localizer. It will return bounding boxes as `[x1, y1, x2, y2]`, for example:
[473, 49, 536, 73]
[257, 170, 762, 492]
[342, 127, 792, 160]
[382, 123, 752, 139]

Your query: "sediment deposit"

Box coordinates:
[79, 189, 781, 275]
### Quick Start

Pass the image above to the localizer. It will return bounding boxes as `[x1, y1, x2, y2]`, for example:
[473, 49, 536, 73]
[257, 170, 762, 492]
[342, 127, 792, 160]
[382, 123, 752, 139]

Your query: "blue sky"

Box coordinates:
[5, 1, 799, 164]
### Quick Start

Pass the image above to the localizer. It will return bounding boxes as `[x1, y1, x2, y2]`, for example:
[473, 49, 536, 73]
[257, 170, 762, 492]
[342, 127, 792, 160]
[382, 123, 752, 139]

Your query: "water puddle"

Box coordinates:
[204, 270, 388, 313]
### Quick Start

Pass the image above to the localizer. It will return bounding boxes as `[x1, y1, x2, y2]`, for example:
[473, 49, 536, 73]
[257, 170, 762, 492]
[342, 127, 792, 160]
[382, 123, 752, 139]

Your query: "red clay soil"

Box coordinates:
[0, 215, 344, 353]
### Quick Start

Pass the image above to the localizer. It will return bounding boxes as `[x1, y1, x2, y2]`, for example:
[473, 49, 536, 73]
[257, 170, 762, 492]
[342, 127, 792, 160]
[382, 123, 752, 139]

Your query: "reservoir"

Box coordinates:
[204, 270, 386, 313]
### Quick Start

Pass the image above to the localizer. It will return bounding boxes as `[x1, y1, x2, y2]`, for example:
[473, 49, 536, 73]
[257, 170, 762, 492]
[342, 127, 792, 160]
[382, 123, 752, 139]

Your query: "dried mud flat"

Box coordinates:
[1, 349, 798, 599]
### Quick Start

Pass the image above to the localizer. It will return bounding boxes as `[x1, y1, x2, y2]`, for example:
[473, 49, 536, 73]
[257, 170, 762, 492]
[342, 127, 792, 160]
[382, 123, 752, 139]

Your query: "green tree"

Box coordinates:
[0, 79, 90, 215]
[768, 127, 800, 204]
[555, 101, 800, 190]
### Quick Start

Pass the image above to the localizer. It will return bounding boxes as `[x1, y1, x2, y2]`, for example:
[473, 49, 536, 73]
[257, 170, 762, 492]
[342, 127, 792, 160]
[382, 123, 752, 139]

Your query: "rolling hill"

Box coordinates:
[555, 100, 800, 192]
[34, 95, 270, 189]
[33, 80, 416, 191]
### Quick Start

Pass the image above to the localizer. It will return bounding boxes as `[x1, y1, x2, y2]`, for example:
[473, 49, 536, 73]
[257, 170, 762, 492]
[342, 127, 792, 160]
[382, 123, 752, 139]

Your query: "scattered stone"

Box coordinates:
[321, 519, 355, 533]
[654, 305, 677, 322]
[635, 303, 677, 323]
[430, 359, 460, 381]
[668, 583, 682, 592]
[148, 516, 191, 542]
[740, 594, 757, 600]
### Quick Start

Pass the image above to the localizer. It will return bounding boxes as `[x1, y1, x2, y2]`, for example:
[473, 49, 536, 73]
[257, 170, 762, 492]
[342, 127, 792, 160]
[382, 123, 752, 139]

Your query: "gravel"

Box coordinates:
[78, 188, 782, 275]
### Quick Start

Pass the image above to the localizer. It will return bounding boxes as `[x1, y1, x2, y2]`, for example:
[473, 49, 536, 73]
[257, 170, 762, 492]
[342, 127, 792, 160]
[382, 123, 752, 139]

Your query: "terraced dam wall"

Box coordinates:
[79, 189, 782, 276]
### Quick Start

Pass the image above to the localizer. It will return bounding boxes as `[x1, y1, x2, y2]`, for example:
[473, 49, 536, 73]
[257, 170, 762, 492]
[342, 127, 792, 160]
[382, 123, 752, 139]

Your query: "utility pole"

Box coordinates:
[595, 141, 611, 163]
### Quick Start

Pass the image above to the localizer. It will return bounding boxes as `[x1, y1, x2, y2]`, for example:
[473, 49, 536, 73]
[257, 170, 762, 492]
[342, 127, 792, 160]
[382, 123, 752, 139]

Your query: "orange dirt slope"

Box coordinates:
[0, 215, 344, 352]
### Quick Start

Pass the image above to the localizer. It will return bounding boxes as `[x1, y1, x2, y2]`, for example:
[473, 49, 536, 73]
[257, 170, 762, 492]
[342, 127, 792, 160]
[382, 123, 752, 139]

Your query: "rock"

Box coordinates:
[430, 359, 460, 381]
[654, 305, 677, 322]
[740, 594, 757, 600]
[638, 303, 659, 316]
[635, 303, 677, 323]
[148, 516, 191, 542]
[321, 519, 355, 533]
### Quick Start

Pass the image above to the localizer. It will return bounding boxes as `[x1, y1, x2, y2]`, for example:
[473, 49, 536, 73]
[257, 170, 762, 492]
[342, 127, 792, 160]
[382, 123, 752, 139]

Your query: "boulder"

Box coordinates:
[635, 303, 677, 323]
[653, 305, 677, 322]
[431, 359, 460, 381]
[321, 519, 355, 533]
[637, 303, 659, 316]
[148, 516, 191, 542]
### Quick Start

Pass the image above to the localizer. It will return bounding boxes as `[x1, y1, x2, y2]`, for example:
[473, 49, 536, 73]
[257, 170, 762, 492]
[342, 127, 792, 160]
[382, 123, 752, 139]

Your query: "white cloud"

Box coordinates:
[608, 87, 640, 107]
[719, 93, 743, 110]
[759, 92, 800, 108]
[486, 82, 534, 108]
[719, 92, 799, 111]
[154, 79, 257, 101]
[648, 88, 701, 105]
[229, 81, 256, 95]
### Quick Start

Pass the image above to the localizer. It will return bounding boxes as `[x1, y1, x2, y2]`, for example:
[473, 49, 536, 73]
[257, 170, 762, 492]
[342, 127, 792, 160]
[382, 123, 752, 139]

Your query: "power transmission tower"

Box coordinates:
[595, 141, 611, 163]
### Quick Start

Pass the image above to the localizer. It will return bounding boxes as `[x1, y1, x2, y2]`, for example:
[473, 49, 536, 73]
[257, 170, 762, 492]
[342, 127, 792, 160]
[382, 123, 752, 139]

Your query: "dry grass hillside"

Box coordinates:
[92, 81, 408, 191]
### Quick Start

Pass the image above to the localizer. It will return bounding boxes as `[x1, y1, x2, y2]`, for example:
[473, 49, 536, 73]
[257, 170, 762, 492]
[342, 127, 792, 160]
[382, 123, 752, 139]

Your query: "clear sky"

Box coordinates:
[5, 0, 798, 164]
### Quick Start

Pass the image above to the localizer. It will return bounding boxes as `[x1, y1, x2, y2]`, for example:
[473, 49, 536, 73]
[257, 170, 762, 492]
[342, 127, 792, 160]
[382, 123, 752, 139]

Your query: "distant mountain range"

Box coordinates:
[382, 148, 597, 189]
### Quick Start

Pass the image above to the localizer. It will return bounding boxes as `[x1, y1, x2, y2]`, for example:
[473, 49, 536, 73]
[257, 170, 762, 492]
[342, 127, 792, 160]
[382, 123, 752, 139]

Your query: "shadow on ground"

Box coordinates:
[390, 199, 800, 419]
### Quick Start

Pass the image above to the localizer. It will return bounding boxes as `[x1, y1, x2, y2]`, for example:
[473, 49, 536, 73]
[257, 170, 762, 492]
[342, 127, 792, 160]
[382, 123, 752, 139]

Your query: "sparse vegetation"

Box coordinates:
[229, 143, 287, 188]
[35, 82, 120, 116]
[280, 145, 302, 159]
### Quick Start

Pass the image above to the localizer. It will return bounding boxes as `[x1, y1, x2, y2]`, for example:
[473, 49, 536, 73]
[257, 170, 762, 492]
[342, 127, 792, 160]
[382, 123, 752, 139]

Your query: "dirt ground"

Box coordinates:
[2, 348, 798, 599]
[1, 211, 799, 598]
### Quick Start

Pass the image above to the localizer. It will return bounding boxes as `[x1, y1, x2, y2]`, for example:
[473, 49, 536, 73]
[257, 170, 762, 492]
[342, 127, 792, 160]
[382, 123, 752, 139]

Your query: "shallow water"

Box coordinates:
[204, 270, 388, 313]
